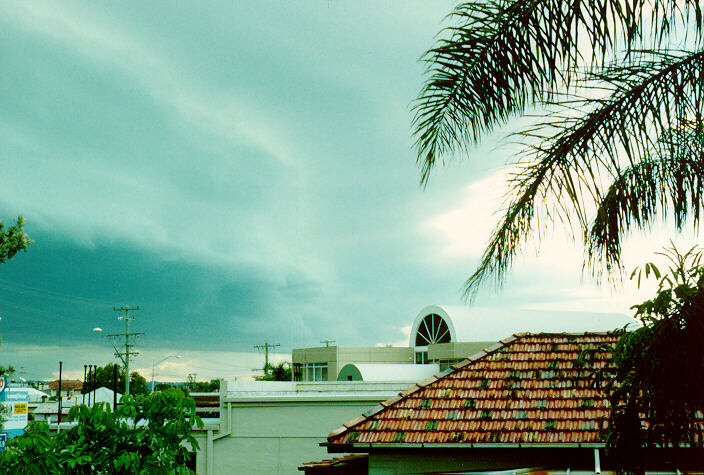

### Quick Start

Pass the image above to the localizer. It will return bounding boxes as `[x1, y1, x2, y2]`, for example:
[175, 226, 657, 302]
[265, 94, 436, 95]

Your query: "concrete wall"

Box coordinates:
[427, 341, 493, 361]
[293, 346, 414, 381]
[207, 401, 375, 474]
[292, 346, 337, 365]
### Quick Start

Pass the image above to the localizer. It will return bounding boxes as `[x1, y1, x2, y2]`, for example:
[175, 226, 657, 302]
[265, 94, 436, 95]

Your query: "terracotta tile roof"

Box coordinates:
[328, 332, 617, 446]
[47, 379, 83, 391]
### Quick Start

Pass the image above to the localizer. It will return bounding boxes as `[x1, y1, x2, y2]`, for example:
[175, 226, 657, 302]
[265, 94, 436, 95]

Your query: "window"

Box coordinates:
[293, 363, 303, 381]
[438, 359, 463, 371]
[414, 313, 451, 346]
[415, 351, 429, 364]
[298, 363, 328, 381]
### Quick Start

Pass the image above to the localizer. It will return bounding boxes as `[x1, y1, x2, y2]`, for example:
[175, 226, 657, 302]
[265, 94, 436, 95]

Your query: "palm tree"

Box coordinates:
[413, 0, 704, 295]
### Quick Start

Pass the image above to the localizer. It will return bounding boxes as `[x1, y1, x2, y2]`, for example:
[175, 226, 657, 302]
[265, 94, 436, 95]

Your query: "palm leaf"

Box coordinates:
[413, 0, 702, 186]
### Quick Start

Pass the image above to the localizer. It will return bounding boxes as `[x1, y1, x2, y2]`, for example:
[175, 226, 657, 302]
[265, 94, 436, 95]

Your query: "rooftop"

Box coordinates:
[47, 379, 83, 391]
[223, 380, 419, 401]
[327, 332, 617, 447]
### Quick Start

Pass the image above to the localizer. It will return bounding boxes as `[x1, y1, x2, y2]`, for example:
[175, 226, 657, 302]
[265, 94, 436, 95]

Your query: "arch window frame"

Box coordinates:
[414, 313, 451, 346]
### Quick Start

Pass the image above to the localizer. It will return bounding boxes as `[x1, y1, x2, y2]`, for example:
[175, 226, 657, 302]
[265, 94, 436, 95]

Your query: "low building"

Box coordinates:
[191, 380, 421, 475]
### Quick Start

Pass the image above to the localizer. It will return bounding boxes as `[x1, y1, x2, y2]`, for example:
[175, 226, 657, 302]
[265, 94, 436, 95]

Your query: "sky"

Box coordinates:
[0, 1, 692, 382]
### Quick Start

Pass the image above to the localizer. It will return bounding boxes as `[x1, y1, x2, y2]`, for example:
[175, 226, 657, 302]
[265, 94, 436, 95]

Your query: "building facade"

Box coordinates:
[293, 304, 637, 382]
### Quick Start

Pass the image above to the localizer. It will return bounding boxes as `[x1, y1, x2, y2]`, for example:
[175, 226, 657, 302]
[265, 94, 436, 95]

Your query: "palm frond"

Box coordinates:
[413, 0, 702, 185]
[588, 126, 704, 272]
[465, 49, 704, 295]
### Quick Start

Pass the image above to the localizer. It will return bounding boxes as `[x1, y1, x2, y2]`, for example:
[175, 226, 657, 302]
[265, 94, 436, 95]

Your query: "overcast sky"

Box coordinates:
[0, 1, 687, 382]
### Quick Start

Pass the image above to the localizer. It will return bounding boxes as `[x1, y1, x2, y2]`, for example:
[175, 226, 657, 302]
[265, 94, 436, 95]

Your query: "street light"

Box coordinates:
[151, 355, 182, 392]
[89, 328, 104, 406]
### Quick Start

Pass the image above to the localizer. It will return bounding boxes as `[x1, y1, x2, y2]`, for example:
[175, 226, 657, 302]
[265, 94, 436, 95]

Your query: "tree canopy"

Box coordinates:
[84, 364, 149, 397]
[413, 0, 704, 294]
[255, 362, 292, 381]
[605, 246, 704, 467]
[0, 216, 31, 264]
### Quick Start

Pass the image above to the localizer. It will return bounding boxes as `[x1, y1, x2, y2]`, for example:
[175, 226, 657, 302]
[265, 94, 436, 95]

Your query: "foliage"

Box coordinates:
[0, 389, 203, 474]
[0, 215, 31, 264]
[0, 422, 56, 474]
[255, 362, 292, 381]
[413, 0, 704, 294]
[154, 382, 182, 392]
[605, 245, 704, 468]
[187, 379, 220, 393]
[84, 364, 149, 396]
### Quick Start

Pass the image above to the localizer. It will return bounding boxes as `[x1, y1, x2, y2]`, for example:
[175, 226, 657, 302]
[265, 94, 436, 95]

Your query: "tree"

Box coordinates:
[413, 0, 704, 294]
[84, 363, 149, 397]
[0, 389, 203, 473]
[255, 362, 292, 381]
[0, 216, 31, 264]
[605, 245, 704, 469]
[187, 379, 220, 393]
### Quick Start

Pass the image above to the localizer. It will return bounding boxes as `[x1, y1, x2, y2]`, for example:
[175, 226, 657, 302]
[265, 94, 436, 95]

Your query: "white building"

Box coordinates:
[192, 380, 418, 475]
[293, 304, 636, 381]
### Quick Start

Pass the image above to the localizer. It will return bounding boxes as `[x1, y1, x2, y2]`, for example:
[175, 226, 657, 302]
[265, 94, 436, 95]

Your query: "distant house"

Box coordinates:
[321, 332, 703, 474]
[46, 379, 83, 398]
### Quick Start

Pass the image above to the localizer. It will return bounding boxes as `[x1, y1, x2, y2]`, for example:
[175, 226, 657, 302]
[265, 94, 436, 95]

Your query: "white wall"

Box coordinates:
[193, 381, 413, 475]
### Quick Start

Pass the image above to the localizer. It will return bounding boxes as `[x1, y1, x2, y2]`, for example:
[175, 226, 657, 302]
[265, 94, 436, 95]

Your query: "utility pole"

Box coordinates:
[320, 339, 336, 347]
[57, 361, 63, 424]
[254, 342, 280, 372]
[87, 365, 92, 406]
[112, 364, 118, 409]
[109, 306, 142, 396]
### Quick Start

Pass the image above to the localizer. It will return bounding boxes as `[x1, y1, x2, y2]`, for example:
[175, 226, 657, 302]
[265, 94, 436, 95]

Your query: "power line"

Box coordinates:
[253, 342, 280, 371]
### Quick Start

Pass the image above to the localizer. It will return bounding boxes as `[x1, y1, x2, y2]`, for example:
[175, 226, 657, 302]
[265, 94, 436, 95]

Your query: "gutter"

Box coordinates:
[324, 442, 606, 452]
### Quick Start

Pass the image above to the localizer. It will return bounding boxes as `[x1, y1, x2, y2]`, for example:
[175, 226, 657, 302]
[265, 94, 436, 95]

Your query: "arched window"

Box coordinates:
[414, 313, 451, 346]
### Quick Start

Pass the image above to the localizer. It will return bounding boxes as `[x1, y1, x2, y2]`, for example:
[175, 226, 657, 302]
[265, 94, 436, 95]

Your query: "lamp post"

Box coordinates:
[83, 365, 87, 404]
[88, 364, 95, 406]
[151, 355, 181, 392]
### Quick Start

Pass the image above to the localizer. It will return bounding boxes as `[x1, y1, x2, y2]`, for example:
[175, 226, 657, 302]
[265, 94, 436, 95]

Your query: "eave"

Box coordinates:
[324, 442, 606, 453]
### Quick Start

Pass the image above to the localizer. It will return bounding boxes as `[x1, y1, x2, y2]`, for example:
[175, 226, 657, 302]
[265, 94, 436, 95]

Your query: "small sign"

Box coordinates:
[0, 376, 6, 395]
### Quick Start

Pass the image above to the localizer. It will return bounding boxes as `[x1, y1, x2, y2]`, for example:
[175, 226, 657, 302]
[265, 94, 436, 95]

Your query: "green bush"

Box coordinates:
[0, 388, 203, 474]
